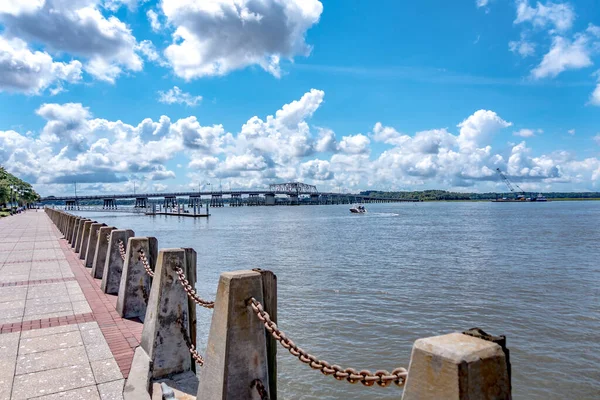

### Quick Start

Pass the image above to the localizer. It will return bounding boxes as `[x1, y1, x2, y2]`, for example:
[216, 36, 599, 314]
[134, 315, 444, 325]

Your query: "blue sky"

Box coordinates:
[0, 0, 599, 196]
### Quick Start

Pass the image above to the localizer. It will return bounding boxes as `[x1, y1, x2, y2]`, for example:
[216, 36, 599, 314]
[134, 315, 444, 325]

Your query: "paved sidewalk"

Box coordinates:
[0, 211, 139, 399]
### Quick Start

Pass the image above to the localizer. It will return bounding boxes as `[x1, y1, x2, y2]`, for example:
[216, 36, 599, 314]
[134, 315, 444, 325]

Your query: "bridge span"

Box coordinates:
[41, 182, 418, 208]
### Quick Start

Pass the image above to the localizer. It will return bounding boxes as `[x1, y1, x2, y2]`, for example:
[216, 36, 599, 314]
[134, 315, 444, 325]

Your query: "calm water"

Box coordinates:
[75, 201, 599, 399]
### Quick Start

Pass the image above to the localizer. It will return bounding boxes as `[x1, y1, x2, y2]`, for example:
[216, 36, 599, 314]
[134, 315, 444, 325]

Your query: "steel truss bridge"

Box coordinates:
[41, 182, 418, 207]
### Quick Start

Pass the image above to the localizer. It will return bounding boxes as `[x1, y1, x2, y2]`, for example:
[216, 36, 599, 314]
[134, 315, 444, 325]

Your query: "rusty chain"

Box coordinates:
[117, 240, 126, 261]
[251, 379, 269, 400]
[249, 298, 407, 387]
[138, 250, 154, 277]
[176, 315, 204, 366]
[106, 233, 110, 242]
[174, 267, 215, 309]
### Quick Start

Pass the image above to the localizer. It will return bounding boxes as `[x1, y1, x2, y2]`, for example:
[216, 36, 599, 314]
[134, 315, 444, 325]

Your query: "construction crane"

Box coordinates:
[496, 168, 526, 200]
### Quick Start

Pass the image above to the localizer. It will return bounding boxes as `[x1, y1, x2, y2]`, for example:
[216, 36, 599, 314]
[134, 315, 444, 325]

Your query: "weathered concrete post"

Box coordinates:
[197, 270, 271, 400]
[85, 223, 106, 268]
[101, 229, 135, 294]
[124, 249, 197, 399]
[92, 226, 116, 279]
[69, 216, 80, 245]
[116, 237, 158, 319]
[72, 218, 85, 249]
[79, 220, 95, 259]
[58, 212, 66, 234]
[401, 332, 511, 400]
[141, 249, 195, 378]
[65, 215, 74, 243]
[75, 218, 90, 252]
[183, 248, 197, 374]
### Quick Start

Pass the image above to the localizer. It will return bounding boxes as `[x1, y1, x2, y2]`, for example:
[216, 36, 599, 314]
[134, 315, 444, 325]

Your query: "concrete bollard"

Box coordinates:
[92, 226, 116, 279]
[401, 332, 511, 400]
[74, 218, 89, 251]
[65, 215, 74, 243]
[140, 249, 196, 379]
[85, 223, 106, 268]
[197, 270, 271, 400]
[116, 237, 158, 320]
[101, 229, 135, 294]
[79, 220, 95, 259]
[69, 216, 80, 245]
[72, 217, 79, 247]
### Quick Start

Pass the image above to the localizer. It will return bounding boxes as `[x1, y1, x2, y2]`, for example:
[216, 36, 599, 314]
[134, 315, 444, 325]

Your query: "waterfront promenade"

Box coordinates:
[0, 211, 142, 399]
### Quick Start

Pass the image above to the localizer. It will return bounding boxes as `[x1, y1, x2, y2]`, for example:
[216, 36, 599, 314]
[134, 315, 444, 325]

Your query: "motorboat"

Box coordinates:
[531, 193, 548, 202]
[350, 204, 366, 213]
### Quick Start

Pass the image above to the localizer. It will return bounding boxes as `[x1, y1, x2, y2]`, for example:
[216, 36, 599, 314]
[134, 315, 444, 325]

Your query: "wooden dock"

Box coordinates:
[148, 211, 210, 218]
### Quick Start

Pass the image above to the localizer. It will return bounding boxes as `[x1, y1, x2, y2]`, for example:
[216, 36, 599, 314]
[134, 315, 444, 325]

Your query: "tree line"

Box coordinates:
[0, 167, 40, 208]
[360, 190, 600, 201]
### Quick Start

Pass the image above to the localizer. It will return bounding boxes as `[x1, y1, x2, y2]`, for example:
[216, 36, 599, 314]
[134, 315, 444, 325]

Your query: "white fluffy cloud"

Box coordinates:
[590, 75, 600, 106]
[3, 89, 600, 195]
[0, 0, 142, 83]
[158, 86, 202, 107]
[146, 9, 161, 31]
[0, 35, 82, 94]
[509, 34, 536, 57]
[338, 134, 370, 155]
[532, 35, 593, 78]
[104, 0, 147, 12]
[514, 0, 575, 32]
[514, 128, 542, 137]
[457, 110, 512, 151]
[160, 0, 323, 79]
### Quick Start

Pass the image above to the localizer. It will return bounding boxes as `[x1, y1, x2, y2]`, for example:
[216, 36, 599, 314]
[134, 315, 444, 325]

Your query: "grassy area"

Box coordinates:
[0, 211, 10, 218]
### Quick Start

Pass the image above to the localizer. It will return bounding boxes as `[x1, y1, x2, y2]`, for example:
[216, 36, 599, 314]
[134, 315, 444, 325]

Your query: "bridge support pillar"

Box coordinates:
[210, 194, 224, 207]
[264, 193, 275, 206]
[310, 194, 320, 205]
[164, 196, 176, 210]
[288, 194, 299, 205]
[248, 193, 261, 206]
[188, 196, 202, 208]
[230, 193, 243, 206]
[103, 198, 117, 209]
[135, 197, 148, 208]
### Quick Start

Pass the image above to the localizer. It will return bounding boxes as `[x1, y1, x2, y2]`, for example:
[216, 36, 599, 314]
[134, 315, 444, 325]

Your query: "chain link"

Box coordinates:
[138, 250, 154, 277]
[106, 233, 110, 243]
[174, 267, 215, 309]
[175, 267, 215, 308]
[117, 240, 126, 261]
[249, 298, 407, 387]
[251, 379, 269, 400]
[176, 315, 204, 366]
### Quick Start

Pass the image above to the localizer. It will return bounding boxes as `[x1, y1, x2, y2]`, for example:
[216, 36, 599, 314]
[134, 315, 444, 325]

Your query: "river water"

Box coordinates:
[74, 201, 599, 399]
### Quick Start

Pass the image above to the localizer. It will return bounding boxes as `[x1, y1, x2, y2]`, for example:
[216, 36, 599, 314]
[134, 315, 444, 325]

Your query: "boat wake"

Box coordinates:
[370, 212, 400, 217]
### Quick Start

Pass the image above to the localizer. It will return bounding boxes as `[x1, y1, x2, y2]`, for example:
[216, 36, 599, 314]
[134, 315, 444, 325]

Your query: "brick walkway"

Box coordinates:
[0, 211, 142, 399]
